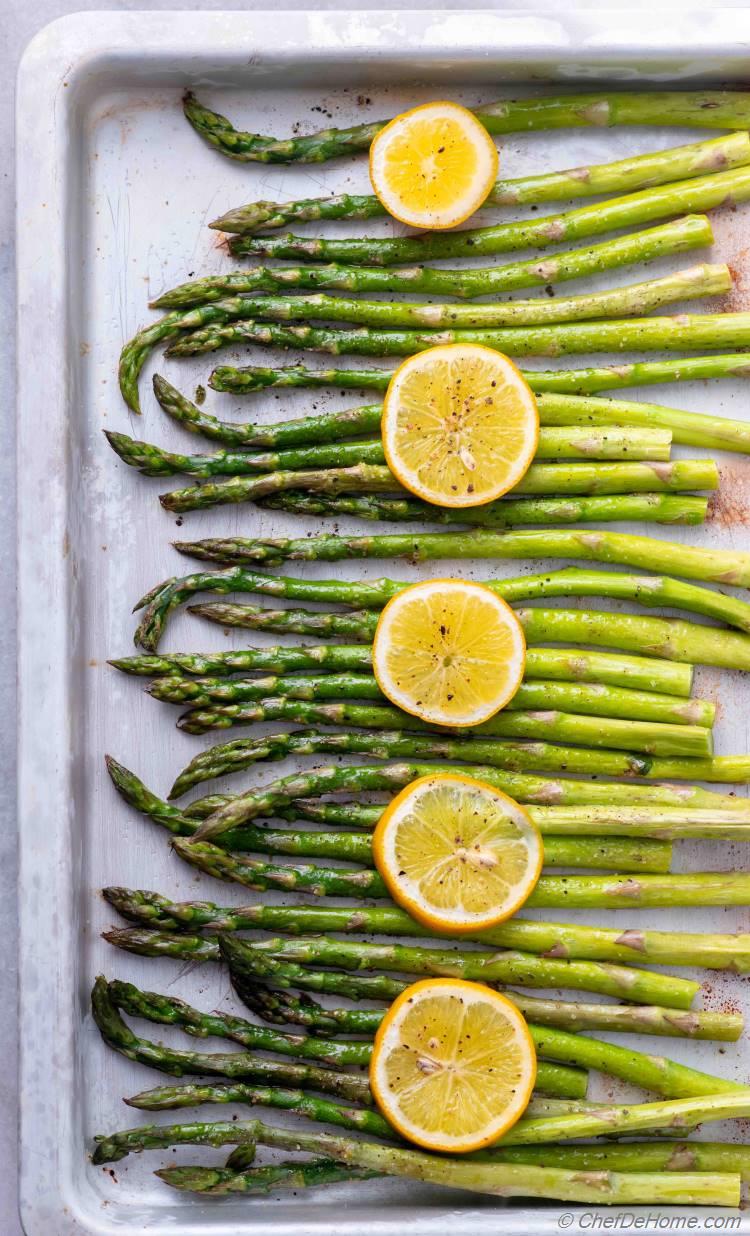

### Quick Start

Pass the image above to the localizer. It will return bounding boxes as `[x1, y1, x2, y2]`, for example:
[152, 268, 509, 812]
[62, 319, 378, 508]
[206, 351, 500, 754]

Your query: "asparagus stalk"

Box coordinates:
[156, 216, 715, 305]
[170, 692, 714, 765]
[174, 840, 750, 911]
[227, 949, 681, 1014]
[155, 369, 750, 456]
[208, 353, 750, 397]
[134, 564, 749, 652]
[89, 976, 372, 1100]
[104, 886, 750, 980]
[176, 759, 740, 844]
[178, 606, 712, 732]
[105, 432, 385, 477]
[105, 977, 743, 1107]
[105, 979, 586, 1100]
[167, 311, 750, 361]
[105, 924, 697, 1010]
[126, 661, 714, 729]
[102, 1116, 741, 1207]
[185, 89, 750, 162]
[162, 527, 750, 591]
[107, 423, 676, 479]
[130, 260, 731, 411]
[157, 460, 718, 511]
[234, 976, 739, 1042]
[151, 265, 736, 331]
[227, 165, 750, 264]
[286, 798, 750, 841]
[261, 491, 707, 528]
[163, 1158, 375, 1195]
[162, 728, 724, 795]
[208, 135, 750, 231]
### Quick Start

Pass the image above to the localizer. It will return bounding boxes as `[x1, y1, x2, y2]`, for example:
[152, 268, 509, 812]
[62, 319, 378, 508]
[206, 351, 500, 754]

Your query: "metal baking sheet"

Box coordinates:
[16, 10, 750, 1233]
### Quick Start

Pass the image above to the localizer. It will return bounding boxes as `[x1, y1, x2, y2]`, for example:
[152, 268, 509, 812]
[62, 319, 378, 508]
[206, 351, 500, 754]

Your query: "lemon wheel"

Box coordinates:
[382, 344, 539, 508]
[371, 577, 526, 727]
[372, 772, 543, 933]
[370, 977, 536, 1152]
[369, 101, 498, 230]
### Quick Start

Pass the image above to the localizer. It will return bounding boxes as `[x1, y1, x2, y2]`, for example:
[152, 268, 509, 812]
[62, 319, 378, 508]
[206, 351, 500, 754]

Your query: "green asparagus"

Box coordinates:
[104, 887, 750, 976]
[261, 491, 707, 527]
[209, 135, 750, 230]
[103, 1117, 742, 1206]
[227, 164, 750, 262]
[105, 925, 698, 1007]
[107, 423, 676, 479]
[151, 264, 735, 329]
[155, 216, 715, 304]
[185, 89, 750, 162]
[208, 353, 750, 397]
[133, 564, 749, 651]
[163, 527, 750, 591]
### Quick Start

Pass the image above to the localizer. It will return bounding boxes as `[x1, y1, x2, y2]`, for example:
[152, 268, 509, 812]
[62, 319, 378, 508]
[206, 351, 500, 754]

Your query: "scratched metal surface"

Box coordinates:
[16, 10, 750, 1235]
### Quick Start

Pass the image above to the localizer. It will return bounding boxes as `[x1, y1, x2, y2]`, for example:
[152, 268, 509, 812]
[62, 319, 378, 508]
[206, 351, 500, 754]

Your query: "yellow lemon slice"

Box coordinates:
[370, 977, 536, 1152]
[369, 101, 499, 229]
[382, 344, 539, 508]
[371, 578, 526, 727]
[372, 773, 543, 933]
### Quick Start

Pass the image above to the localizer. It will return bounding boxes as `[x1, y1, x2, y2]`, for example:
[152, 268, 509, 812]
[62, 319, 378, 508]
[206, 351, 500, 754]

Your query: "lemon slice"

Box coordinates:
[372, 578, 526, 727]
[382, 344, 539, 508]
[369, 101, 499, 229]
[370, 977, 536, 1152]
[372, 773, 543, 933]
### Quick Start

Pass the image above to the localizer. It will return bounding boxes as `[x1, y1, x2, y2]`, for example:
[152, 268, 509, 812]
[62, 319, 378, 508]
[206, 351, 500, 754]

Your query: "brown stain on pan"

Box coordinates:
[708, 462, 750, 527]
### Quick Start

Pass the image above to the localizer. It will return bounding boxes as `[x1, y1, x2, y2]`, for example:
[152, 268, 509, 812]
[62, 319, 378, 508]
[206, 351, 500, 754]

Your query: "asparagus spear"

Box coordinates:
[89, 976, 372, 1100]
[122, 264, 737, 412]
[208, 354, 750, 397]
[234, 976, 739, 1042]
[163, 1158, 375, 1195]
[158, 457, 716, 500]
[106, 1116, 741, 1207]
[191, 793, 750, 837]
[107, 423, 676, 479]
[169, 702, 716, 766]
[105, 925, 697, 1011]
[150, 264, 735, 331]
[125, 660, 714, 729]
[157, 462, 721, 513]
[163, 712, 715, 771]
[227, 949, 682, 1014]
[261, 491, 707, 527]
[105, 979, 588, 1100]
[104, 886, 750, 978]
[209, 134, 750, 230]
[105, 431, 385, 477]
[157, 367, 750, 456]
[185, 89, 750, 161]
[140, 564, 748, 640]
[176, 840, 750, 911]
[228, 165, 750, 264]
[105, 975, 743, 1108]
[162, 727, 723, 793]
[156, 216, 715, 305]
[135, 564, 749, 652]
[176, 759, 741, 844]
[162, 527, 750, 590]
[167, 311, 750, 361]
